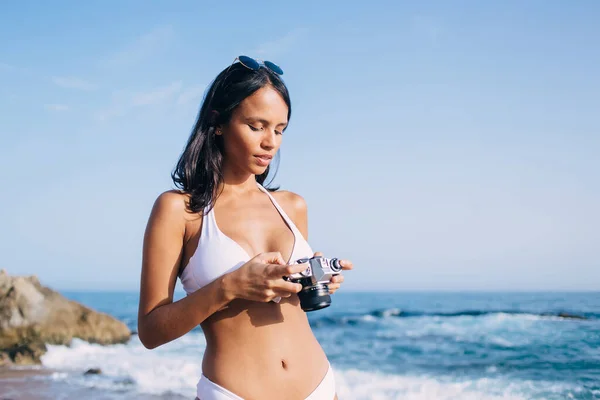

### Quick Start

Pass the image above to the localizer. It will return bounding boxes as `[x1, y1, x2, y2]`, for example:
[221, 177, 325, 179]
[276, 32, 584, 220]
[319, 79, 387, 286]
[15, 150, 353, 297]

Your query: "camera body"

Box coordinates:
[285, 255, 342, 312]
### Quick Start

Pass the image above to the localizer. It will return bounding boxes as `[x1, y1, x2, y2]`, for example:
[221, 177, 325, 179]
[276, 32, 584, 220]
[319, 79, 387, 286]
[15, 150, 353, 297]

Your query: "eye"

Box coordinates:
[275, 130, 283, 135]
[248, 124, 261, 131]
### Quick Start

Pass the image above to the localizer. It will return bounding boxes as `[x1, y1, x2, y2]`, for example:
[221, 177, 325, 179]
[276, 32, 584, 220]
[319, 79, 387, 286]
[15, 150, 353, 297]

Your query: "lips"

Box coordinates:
[254, 154, 273, 167]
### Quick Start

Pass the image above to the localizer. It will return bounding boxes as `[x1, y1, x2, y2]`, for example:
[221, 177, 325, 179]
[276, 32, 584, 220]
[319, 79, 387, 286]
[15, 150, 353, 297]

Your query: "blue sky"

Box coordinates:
[0, 1, 598, 291]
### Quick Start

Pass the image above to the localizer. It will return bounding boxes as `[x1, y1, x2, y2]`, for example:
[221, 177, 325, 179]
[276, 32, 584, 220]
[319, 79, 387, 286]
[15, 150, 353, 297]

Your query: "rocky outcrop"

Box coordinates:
[0, 269, 131, 365]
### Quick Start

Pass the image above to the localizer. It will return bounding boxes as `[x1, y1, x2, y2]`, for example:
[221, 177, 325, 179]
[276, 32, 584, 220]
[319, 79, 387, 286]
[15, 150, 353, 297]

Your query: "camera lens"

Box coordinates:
[330, 258, 343, 272]
[297, 284, 331, 312]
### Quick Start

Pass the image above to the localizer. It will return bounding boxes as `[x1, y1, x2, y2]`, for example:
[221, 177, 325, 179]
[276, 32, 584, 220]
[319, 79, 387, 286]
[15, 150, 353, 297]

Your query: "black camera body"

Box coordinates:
[284, 255, 343, 312]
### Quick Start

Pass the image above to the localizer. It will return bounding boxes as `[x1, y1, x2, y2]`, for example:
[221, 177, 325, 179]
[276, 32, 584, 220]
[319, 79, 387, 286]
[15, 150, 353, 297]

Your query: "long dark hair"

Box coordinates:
[171, 62, 291, 214]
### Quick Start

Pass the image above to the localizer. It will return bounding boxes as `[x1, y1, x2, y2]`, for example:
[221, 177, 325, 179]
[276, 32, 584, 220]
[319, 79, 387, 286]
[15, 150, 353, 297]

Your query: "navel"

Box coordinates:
[281, 359, 288, 370]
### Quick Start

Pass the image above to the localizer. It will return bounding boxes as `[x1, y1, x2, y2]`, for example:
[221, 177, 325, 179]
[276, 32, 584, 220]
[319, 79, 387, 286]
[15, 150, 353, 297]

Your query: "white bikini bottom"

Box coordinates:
[196, 362, 336, 400]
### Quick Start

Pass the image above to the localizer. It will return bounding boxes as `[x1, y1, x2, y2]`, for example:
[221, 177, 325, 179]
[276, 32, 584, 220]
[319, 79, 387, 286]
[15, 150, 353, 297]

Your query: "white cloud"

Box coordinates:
[93, 105, 123, 122]
[45, 104, 70, 112]
[0, 62, 18, 71]
[94, 81, 184, 121]
[254, 28, 308, 58]
[104, 25, 174, 68]
[131, 81, 183, 106]
[176, 84, 207, 106]
[52, 76, 97, 91]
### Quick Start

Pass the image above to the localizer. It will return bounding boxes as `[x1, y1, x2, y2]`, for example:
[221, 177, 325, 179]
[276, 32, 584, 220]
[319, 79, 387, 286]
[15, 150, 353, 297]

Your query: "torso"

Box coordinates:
[178, 184, 329, 399]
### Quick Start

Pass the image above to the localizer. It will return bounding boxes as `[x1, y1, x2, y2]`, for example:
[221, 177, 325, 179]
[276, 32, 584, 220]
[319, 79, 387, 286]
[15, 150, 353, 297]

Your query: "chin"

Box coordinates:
[246, 157, 271, 175]
[244, 162, 265, 175]
[251, 166, 269, 176]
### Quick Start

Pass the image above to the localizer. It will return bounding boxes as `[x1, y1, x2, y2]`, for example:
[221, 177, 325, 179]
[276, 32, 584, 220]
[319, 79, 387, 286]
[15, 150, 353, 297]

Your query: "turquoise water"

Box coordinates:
[31, 291, 600, 399]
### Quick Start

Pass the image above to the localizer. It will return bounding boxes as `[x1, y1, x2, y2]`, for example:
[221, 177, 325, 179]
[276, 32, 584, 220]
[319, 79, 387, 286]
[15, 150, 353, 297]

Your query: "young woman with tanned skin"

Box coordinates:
[137, 56, 353, 400]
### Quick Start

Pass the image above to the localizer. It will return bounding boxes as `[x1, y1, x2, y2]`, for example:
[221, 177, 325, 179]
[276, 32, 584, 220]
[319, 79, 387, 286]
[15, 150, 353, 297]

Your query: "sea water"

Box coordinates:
[26, 291, 600, 399]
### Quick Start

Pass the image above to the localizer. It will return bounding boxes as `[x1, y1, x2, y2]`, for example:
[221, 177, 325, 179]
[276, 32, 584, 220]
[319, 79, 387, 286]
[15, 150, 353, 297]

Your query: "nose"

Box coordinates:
[261, 129, 276, 150]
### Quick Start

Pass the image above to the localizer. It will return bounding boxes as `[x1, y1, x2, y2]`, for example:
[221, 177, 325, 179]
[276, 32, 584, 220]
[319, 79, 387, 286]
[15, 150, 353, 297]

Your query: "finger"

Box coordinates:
[258, 252, 285, 265]
[328, 283, 340, 293]
[330, 274, 344, 284]
[272, 280, 303, 294]
[313, 251, 324, 257]
[271, 290, 292, 298]
[340, 260, 353, 270]
[267, 262, 308, 278]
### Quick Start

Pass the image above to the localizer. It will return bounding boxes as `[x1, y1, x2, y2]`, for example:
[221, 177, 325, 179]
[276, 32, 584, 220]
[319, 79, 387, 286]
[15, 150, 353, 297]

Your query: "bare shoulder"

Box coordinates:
[150, 190, 198, 223]
[271, 190, 307, 217]
[154, 190, 187, 209]
[272, 190, 308, 238]
[150, 190, 184, 219]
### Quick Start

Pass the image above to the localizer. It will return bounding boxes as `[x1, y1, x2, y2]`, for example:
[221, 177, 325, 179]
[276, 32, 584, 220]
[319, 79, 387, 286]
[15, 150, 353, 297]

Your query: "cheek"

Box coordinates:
[223, 130, 255, 158]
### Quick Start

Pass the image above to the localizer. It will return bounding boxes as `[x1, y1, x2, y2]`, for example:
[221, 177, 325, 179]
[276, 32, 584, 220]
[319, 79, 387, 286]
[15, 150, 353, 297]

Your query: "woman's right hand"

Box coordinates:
[223, 252, 306, 302]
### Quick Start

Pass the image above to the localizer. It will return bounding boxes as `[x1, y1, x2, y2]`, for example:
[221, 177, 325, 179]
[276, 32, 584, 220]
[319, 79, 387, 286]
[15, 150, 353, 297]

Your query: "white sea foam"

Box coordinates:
[380, 308, 402, 317]
[42, 333, 206, 397]
[335, 369, 525, 400]
[396, 312, 551, 349]
[39, 334, 579, 399]
[334, 369, 577, 400]
[359, 314, 378, 322]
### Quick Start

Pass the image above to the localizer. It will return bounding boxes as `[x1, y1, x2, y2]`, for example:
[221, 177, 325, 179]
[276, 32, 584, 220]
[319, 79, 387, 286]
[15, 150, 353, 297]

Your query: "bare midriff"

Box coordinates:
[200, 296, 330, 399]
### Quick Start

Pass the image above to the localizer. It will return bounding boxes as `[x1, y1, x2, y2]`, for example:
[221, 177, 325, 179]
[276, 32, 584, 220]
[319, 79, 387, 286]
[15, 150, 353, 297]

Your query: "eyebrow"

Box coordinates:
[245, 117, 287, 127]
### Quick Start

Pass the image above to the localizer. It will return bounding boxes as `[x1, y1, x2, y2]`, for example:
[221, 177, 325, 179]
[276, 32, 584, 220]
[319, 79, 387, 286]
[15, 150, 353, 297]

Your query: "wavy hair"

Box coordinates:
[171, 62, 291, 214]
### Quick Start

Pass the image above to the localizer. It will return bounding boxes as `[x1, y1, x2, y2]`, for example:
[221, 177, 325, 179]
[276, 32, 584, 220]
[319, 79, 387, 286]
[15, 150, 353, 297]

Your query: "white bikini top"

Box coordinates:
[179, 182, 314, 295]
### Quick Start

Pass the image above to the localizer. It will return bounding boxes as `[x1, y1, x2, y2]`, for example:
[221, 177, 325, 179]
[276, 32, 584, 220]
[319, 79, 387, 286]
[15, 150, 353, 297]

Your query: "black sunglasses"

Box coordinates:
[229, 55, 284, 75]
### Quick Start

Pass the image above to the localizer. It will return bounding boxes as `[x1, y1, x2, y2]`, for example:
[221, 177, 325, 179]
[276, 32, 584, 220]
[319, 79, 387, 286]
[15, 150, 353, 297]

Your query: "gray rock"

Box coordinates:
[84, 368, 102, 375]
[0, 269, 131, 365]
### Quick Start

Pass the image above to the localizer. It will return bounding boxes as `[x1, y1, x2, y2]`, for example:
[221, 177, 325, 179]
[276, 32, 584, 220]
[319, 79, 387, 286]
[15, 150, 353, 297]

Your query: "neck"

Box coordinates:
[219, 163, 260, 196]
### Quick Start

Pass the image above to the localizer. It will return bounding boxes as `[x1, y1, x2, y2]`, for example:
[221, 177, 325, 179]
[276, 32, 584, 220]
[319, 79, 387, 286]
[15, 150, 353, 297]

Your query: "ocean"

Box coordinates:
[8, 291, 600, 399]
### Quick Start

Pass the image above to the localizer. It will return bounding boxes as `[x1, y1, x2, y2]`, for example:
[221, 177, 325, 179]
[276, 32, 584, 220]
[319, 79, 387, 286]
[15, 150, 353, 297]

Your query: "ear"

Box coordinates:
[210, 110, 223, 135]
[208, 110, 221, 129]
[209, 110, 220, 123]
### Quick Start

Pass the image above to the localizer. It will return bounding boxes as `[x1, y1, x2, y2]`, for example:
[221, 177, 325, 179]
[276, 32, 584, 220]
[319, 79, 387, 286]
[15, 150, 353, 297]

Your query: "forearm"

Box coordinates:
[138, 274, 234, 349]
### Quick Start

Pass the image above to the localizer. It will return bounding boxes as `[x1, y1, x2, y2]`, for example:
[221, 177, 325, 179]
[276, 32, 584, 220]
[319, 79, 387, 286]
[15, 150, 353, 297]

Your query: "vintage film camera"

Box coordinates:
[284, 255, 343, 311]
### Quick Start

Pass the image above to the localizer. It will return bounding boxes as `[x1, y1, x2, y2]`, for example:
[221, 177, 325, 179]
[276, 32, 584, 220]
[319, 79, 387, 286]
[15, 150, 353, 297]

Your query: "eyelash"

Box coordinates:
[248, 124, 283, 135]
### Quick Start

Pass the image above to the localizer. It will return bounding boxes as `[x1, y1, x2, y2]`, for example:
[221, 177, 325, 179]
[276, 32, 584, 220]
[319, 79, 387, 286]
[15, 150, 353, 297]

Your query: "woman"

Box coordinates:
[137, 56, 353, 400]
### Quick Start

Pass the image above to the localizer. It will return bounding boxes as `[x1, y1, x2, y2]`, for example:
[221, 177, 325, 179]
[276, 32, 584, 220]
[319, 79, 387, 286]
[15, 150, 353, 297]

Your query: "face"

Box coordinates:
[218, 85, 289, 176]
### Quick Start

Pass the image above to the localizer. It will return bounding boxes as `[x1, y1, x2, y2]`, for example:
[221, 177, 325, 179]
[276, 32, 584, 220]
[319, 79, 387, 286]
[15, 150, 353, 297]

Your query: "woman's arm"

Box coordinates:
[137, 191, 232, 349]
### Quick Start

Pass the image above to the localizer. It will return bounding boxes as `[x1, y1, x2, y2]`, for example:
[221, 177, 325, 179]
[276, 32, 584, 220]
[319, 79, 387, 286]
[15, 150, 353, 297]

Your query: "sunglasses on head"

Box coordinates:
[229, 55, 284, 75]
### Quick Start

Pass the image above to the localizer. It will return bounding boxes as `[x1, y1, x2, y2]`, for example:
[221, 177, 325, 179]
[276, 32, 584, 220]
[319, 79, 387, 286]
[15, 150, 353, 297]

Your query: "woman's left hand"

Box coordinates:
[312, 252, 353, 295]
